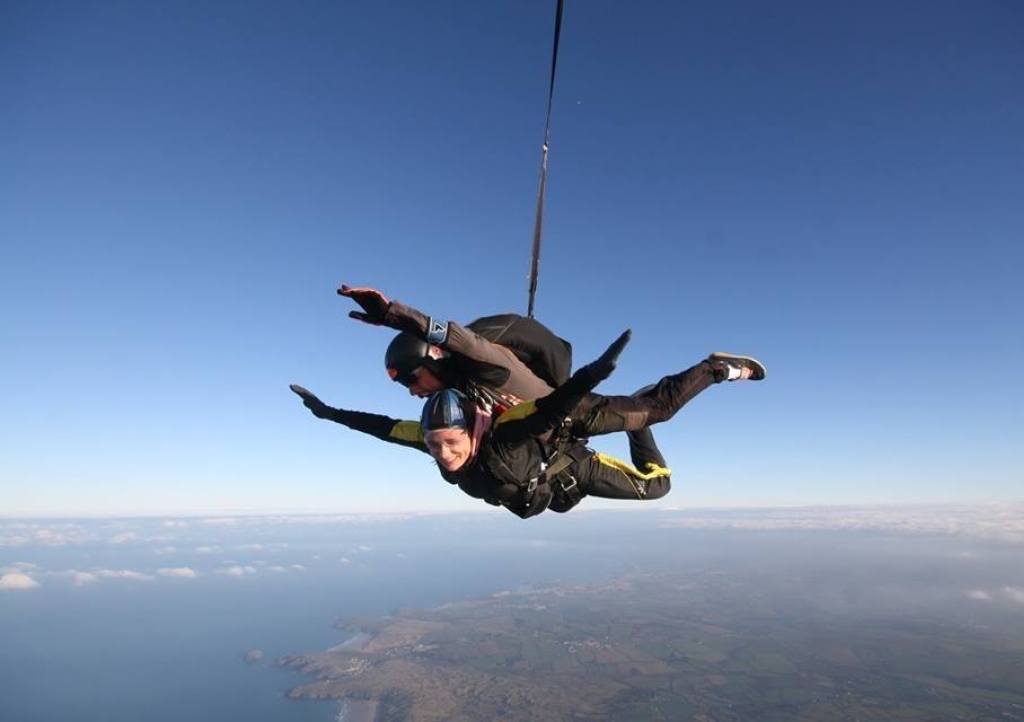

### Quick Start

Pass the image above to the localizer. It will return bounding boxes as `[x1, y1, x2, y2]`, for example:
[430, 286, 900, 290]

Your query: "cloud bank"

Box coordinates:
[659, 504, 1024, 542]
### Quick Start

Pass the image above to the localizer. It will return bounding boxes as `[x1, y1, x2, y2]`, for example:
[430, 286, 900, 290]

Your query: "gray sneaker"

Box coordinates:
[708, 352, 766, 381]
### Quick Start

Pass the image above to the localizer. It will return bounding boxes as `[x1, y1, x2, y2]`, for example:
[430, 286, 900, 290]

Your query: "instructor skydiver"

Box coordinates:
[337, 283, 764, 438]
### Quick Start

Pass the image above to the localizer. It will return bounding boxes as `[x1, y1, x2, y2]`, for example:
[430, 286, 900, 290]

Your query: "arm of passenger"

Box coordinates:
[489, 366, 597, 441]
[290, 384, 428, 453]
[329, 409, 429, 453]
[491, 330, 632, 442]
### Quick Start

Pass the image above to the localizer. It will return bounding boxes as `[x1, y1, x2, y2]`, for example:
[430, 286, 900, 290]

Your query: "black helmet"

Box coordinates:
[420, 389, 474, 432]
[385, 332, 433, 386]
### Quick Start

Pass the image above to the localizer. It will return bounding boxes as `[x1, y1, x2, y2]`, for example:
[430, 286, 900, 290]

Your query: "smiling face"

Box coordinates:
[424, 428, 473, 472]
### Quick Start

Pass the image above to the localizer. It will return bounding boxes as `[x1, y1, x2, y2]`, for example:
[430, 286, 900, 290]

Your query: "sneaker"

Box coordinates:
[708, 352, 766, 381]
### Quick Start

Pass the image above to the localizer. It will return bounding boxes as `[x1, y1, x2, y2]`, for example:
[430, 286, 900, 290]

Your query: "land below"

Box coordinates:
[281, 567, 1024, 721]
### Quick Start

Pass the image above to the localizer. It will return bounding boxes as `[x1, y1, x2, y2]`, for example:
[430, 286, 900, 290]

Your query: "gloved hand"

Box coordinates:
[337, 284, 390, 325]
[582, 329, 631, 385]
[289, 384, 335, 419]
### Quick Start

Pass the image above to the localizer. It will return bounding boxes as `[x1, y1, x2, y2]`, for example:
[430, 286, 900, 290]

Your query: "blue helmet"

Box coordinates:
[420, 389, 474, 432]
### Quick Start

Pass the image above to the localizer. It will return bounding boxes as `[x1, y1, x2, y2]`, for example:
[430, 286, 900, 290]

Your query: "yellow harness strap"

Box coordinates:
[493, 400, 538, 426]
[593, 452, 671, 480]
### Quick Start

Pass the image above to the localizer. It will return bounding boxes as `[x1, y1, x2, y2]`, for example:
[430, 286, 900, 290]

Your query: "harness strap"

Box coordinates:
[541, 444, 590, 499]
[542, 450, 576, 480]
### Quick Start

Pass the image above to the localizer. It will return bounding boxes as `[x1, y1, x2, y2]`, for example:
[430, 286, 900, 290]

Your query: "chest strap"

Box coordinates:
[526, 445, 590, 497]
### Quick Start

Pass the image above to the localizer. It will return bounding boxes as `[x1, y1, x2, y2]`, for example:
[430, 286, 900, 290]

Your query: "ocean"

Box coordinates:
[0, 513, 632, 721]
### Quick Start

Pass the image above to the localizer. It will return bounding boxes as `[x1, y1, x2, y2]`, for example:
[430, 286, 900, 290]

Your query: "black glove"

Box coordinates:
[582, 329, 631, 385]
[337, 284, 390, 325]
[289, 384, 334, 420]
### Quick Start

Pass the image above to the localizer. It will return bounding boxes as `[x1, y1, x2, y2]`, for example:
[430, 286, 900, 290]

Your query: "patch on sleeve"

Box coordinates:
[427, 318, 449, 345]
[390, 421, 425, 444]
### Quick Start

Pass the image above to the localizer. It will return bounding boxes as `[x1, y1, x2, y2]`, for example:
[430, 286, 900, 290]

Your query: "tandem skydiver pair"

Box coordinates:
[290, 284, 765, 518]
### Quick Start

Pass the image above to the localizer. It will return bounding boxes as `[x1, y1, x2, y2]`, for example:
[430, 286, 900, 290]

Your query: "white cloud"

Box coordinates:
[56, 568, 156, 585]
[339, 557, 351, 565]
[194, 545, 222, 554]
[234, 544, 264, 552]
[356, 545, 372, 552]
[0, 572, 40, 590]
[153, 546, 177, 555]
[158, 567, 197, 579]
[0, 561, 37, 574]
[202, 517, 241, 526]
[72, 572, 99, 587]
[109, 532, 138, 545]
[196, 513, 419, 528]
[966, 589, 992, 601]
[96, 569, 154, 581]
[9, 525, 91, 547]
[264, 563, 305, 573]
[219, 565, 257, 577]
[1004, 587, 1024, 605]
[162, 520, 189, 528]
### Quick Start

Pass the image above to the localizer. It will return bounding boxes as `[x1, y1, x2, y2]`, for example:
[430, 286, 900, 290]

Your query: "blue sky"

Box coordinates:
[2, 0, 1022, 515]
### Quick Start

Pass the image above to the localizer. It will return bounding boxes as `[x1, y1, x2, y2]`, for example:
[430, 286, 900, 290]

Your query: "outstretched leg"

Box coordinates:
[572, 360, 715, 436]
[571, 353, 765, 437]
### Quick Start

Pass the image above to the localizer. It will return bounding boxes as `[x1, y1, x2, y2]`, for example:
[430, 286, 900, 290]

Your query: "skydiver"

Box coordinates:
[338, 284, 564, 411]
[290, 332, 765, 518]
[337, 283, 762, 438]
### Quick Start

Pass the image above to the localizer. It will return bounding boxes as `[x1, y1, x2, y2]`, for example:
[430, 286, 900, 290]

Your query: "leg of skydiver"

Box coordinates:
[575, 427, 672, 501]
[571, 361, 715, 436]
[625, 426, 671, 499]
[571, 353, 765, 437]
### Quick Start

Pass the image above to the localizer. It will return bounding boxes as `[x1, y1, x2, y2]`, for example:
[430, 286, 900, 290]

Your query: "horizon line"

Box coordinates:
[2, 499, 1022, 522]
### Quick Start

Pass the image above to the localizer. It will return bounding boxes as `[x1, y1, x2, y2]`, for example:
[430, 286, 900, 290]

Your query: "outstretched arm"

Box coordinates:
[289, 384, 428, 453]
[492, 330, 631, 442]
[338, 284, 546, 391]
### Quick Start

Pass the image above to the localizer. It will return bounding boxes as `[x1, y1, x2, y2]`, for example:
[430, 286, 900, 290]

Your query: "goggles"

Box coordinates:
[387, 365, 421, 387]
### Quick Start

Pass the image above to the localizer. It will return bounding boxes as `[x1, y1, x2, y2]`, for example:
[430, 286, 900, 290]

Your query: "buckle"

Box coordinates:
[560, 475, 577, 493]
[526, 478, 538, 495]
